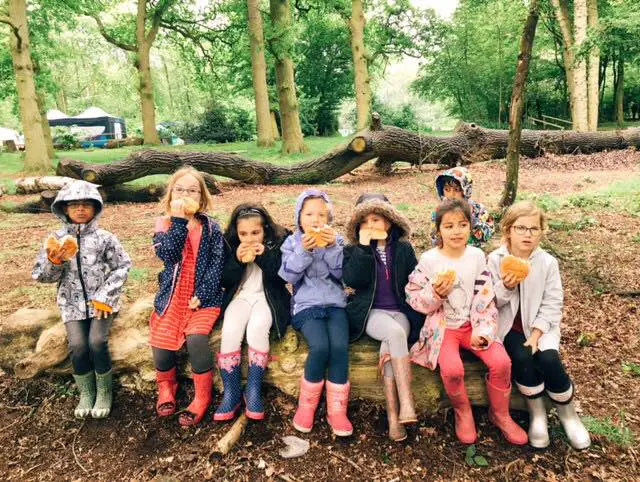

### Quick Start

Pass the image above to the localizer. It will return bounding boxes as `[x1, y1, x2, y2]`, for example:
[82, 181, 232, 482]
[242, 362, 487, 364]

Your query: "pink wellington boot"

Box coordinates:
[325, 380, 353, 437]
[292, 377, 324, 433]
[486, 375, 528, 445]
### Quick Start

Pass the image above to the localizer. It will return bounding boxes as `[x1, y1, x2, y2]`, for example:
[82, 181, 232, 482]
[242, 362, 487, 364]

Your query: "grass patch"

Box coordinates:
[632, 234, 640, 244]
[581, 414, 635, 447]
[548, 216, 599, 232]
[622, 361, 640, 377]
[128, 267, 150, 283]
[517, 192, 563, 212]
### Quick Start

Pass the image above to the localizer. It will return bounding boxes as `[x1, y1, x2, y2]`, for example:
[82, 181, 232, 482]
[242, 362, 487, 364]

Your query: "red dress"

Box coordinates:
[149, 222, 220, 351]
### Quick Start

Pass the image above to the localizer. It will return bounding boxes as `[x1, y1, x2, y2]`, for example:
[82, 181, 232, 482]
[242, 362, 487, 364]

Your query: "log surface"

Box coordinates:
[0, 297, 528, 412]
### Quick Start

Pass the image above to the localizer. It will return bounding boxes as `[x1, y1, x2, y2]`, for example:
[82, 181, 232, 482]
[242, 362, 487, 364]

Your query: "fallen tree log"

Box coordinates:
[0, 184, 173, 214]
[0, 296, 528, 412]
[15, 176, 78, 194]
[55, 115, 640, 186]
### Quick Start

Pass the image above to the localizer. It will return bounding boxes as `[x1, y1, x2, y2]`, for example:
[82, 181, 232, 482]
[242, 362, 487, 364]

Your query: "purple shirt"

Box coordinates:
[373, 243, 400, 311]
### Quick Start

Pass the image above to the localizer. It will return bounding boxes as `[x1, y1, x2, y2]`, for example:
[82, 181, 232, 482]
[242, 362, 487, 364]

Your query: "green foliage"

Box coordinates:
[464, 445, 489, 467]
[372, 98, 433, 132]
[518, 192, 563, 212]
[176, 102, 255, 144]
[622, 361, 640, 377]
[52, 129, 80, 150]
[548, 216, 599, 232]
[581, 414, 635, 447]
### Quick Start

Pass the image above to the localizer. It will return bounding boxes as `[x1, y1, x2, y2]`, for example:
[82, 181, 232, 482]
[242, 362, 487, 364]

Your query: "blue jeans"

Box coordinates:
[292, 306, 349, 384]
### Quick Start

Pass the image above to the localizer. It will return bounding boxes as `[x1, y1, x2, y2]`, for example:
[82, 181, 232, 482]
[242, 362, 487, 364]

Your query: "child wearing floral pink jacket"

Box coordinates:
[406, 199, 527, 446]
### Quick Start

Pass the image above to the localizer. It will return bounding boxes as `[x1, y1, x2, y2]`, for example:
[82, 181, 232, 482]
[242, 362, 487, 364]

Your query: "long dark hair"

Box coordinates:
[224, 203, 288, 248]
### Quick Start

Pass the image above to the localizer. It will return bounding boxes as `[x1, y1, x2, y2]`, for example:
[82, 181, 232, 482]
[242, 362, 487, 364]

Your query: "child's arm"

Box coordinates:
[471, 201, 495, 244]
[321, 235, 344, 280]
[92, 234, 132, 312]
[530, 257, 563, 334]
[152, 217, 188, 265]
[32, 243, 65, 283]
[405, 259, 444, 315]
[278, 235, 313, 284]
[487, 253, 517, 307]
[470, 264, 499, 345]
[342, 244, 374, 289]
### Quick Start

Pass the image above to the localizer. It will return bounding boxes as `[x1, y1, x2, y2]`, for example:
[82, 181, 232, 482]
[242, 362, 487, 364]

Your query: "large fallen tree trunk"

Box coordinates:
[0, 184, 171, 214]
[0, 296, 528, 412]
[56, 116, 640, 186]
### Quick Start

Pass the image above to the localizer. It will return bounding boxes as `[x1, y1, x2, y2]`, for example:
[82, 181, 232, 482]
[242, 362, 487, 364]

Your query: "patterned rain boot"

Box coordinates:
[72, 372, 96, 419]
[244, 347, 269, 420]
[214, 351, 242, 421]
[92, 370, 113, 418]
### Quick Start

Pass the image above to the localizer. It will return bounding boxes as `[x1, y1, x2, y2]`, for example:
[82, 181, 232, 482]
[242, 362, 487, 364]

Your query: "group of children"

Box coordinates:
[32, 165, 590, 450]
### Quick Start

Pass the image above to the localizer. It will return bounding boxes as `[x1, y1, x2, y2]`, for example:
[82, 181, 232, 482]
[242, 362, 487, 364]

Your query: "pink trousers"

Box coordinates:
[437, 323, 511, 392]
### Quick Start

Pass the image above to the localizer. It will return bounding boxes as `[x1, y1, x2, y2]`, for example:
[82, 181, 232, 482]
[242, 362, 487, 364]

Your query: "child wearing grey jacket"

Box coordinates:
[33, 180, 131, 419]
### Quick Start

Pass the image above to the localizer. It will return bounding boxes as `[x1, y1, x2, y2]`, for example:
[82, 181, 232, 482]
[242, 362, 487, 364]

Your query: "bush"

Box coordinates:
[176, 102, 255, 144]
[53, 129, 80, 150]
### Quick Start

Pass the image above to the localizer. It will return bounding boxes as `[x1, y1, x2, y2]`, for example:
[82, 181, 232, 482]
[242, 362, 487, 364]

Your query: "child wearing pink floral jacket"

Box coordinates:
[406, 199, 526, 446]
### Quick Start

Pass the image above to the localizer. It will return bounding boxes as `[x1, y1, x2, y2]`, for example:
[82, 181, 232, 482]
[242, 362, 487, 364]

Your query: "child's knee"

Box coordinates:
[489, 355, 512, 381]
[308, 337, 330, 361]
[69, 339, 90, 359]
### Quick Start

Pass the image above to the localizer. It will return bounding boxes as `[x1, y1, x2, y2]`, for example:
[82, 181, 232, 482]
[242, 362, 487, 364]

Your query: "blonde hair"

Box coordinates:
[500, 200, 548, 247]
[160, 167, 214, 215]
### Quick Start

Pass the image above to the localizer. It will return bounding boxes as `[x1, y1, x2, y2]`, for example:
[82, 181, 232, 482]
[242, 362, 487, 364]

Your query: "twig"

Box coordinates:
[0, 417, 21, 432]
[278, 474, 300, 482]
[211, 414, 248, 456]
[23, 463, 43, 476]
[330, 451, 362, 472]
[72, 420, 90, 475]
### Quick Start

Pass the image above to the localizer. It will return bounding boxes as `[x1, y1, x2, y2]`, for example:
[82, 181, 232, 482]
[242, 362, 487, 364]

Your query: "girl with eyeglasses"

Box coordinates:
[214, 203, 291, 422]
[149, 167, 224, 426]
[488, 201, 590, 450]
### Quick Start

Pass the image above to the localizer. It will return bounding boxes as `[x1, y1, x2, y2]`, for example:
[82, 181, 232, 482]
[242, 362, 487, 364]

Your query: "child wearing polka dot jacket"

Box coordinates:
[149, 167, 225, 426]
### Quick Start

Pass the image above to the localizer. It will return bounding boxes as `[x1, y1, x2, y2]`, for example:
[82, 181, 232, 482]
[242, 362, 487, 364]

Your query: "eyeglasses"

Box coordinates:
[512, 225, 541, 236]
[172, 186, 201, 196]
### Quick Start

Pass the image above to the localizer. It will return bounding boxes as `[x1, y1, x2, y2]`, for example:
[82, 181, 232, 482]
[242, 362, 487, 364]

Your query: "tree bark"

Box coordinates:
[500, 0, 539, 208]
[136, 2, 161, 145]
[248, 0, 275, 147]
[350, 0, 371, 131]
[269, 0, 308, 154]
[587, 0, 599, 131]
[270, 111, 281, 140]
[55, 120, 640, 187]
[0, 298, 529, 412]
[2, 1, 52, 173]
[550, 0, 590, 131]
[615, 55, 624, 127]
[36, 92, 55, 159]
[572, 0, 589, 132]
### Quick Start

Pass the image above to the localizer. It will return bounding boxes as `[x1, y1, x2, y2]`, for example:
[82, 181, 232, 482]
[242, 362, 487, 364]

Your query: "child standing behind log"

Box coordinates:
[342, 193, 423, 442]
[278, 190, 352, 437]
[430, 167, 494, 247]
[32, 180, 131, 419]
[149, 167, 224, 426]
[214, 203, 291, 421]
[488, 201, 590, 449]
[407, 199, 527, 445]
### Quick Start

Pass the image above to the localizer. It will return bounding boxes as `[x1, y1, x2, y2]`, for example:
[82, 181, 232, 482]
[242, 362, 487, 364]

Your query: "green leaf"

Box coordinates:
[473, 455, 489, 467]
[465, 444, 476, 458]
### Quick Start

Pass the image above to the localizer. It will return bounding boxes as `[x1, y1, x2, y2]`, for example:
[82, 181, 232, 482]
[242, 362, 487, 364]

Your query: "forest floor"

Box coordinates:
[0, 149, 639, 481]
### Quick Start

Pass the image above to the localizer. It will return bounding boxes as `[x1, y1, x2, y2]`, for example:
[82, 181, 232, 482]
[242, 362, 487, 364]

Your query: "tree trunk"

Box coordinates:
[551, 0, 580, 130]
[350, 0, 371, 131]
[0, 298, 529, 412]
[270, 111, 281, 140]
[2, 0, 52, 173]
[37, 92, 55, 160]
[136, 1, 161, 146]
[269, 0, 308, 154]
[248, 0, 275, 147]
[587, 0, 599, 131]
[572, 0, 589, 132]
[55, 118, 640, 187]
[615, 56, 625, 127]
[500, 0, 539, 208]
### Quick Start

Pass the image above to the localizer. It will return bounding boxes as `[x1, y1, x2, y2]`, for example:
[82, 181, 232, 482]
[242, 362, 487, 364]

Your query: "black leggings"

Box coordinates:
[65, 316, 113, 375]
[503, 329, 571, 397]
[152, 334, 213, 374]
